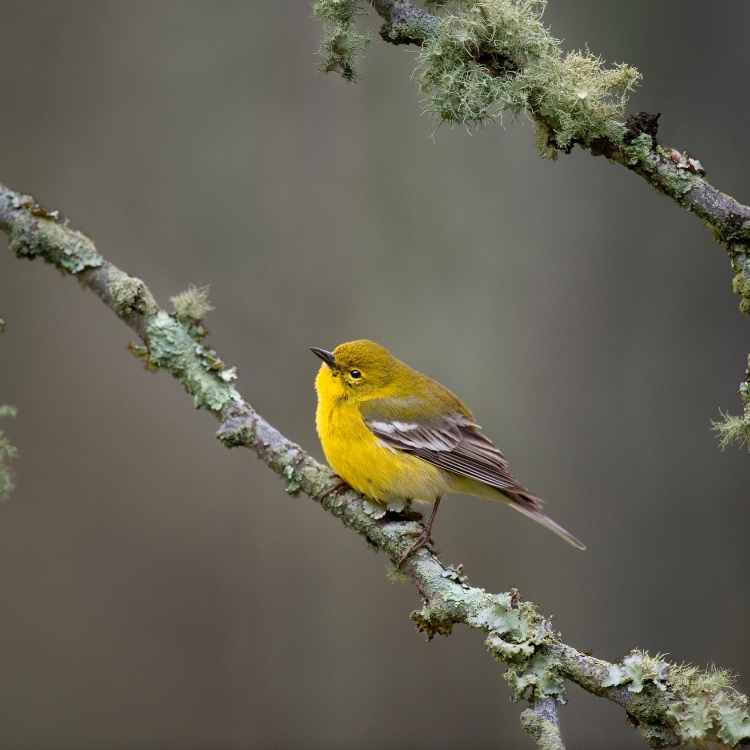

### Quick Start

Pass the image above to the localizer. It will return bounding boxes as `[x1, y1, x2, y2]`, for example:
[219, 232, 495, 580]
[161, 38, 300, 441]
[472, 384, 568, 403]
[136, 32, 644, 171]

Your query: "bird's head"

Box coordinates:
[311, 339, 400, 401]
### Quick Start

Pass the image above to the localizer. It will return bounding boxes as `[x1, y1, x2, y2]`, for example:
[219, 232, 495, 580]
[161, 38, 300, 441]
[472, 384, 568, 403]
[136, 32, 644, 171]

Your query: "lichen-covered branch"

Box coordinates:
[312, 0, 750, 448]
[520, 699, 565, 750]
[3, 180, 750, 747]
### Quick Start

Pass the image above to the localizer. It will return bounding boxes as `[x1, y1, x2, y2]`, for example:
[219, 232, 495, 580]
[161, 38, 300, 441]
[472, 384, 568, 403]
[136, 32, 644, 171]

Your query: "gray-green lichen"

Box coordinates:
[667, 663, 750, 746]
[415, 0, 640, 152]
[413, 587, 566, 702]
[0, 405, 18, 500]
[505, 649, 565, 702]
[144, 311, 241, 412]
[603, 651, 750, 746]
[603, 650, 669, 693]
[8, 200, 102, 273]
[313, 0, 369, 80]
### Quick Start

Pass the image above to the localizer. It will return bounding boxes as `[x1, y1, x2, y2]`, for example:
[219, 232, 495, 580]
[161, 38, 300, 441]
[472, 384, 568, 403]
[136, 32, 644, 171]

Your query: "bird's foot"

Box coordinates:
[398, 527, 436, 567]
[317, 476, 351, 503]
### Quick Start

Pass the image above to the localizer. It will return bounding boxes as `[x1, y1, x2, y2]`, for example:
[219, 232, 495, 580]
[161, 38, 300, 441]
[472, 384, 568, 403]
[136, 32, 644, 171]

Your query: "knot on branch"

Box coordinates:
[411, 601, 459, 639]
[378, 1, 440, 46]
[217, 406, 256, 448]
[624, 111, 661, 145]
[109, 268, 158, 320]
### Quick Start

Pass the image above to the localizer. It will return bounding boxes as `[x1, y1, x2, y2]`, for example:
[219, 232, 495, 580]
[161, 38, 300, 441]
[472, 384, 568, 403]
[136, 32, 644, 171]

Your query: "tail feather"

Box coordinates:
[507, 493, 586, 551]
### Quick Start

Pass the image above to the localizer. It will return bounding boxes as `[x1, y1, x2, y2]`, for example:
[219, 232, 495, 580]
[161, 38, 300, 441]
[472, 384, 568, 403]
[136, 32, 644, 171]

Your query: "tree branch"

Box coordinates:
[351, 0, 750, 448]
[4, 180, 750, 747]
[521, 698, 566, 750]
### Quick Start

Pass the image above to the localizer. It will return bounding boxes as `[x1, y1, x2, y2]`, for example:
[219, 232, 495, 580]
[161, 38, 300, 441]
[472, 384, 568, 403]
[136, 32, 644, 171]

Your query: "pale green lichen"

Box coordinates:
[9, 210, 102, 273]
[313, 0, 369, 81]
[170, 284, 214, 323]
[144, 311, 241, 412]
[714, 357, 750, 451]
[505, 650, 565, 702]
[469, 592, 565, 701]
[0, 405, 18, 500]
[714, 408, 750, 451]
[603, 650, 669, 693]
[416, 0, 640, 152]
[667, 663, 750, 746]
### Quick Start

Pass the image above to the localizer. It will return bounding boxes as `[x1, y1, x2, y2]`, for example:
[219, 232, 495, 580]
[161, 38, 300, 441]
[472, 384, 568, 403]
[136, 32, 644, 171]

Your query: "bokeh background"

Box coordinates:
[1, 2, 749, 748]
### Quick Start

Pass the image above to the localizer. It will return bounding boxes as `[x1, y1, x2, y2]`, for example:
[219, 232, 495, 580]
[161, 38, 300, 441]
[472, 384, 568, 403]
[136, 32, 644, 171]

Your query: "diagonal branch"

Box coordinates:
[3, 180, 750, 748]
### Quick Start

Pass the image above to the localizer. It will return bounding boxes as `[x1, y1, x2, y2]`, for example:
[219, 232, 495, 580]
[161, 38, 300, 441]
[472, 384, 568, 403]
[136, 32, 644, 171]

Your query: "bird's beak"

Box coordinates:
[310, 347, 337, 369]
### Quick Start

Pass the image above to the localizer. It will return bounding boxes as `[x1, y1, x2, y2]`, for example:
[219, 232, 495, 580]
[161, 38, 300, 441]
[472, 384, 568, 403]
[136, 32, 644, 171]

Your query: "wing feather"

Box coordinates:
[362, 397, 540, 509]
[360, 395, 585, 550]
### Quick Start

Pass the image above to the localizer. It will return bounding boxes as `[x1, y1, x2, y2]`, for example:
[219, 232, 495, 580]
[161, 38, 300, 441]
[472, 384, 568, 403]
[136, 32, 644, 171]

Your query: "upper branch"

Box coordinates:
[335, 1, 750, 446]
[4, 180, 750, 747]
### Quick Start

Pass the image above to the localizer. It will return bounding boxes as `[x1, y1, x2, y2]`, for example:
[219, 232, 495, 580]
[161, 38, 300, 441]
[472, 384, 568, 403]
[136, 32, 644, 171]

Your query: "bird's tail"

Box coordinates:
[505, 491, 586, 550]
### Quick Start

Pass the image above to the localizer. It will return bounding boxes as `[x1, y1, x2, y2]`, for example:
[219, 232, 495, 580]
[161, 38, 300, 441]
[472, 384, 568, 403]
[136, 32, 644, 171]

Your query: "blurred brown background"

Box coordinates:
[1, 2, 749, 748]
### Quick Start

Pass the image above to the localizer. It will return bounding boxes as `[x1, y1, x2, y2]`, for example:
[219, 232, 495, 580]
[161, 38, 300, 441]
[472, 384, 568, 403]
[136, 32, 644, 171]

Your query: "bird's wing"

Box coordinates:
[360, 396, 540, 507]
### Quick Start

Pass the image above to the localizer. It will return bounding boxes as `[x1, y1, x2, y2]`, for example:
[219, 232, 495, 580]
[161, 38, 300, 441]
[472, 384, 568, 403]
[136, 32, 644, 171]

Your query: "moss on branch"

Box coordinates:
[312, 0, 369, 80]
[415, 0, 639, 151]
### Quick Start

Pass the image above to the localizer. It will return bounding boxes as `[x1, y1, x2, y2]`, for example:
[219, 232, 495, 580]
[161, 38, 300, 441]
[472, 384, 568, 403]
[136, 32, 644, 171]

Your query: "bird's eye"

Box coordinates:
[349, 369, 362, 379]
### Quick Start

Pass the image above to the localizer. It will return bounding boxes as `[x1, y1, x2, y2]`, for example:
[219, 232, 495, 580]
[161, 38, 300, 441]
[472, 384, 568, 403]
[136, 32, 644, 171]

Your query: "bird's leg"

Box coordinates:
[398, 496, 442, 567]
[317, 476, 351, 503]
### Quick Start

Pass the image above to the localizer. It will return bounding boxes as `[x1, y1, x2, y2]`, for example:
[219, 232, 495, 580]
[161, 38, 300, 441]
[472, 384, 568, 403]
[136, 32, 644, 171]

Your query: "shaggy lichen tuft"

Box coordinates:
[171, 284, 214, 323]
[667, 663, 750, 746]
[313, 0, 369, 81]
[0, 405, 18, 500]
[714, 357, 750, 451]
[415, 0, 640, 152]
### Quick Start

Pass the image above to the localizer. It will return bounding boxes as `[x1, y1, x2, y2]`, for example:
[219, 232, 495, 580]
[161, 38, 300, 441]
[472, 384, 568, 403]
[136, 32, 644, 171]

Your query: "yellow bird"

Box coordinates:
[311, 339, 585, 563]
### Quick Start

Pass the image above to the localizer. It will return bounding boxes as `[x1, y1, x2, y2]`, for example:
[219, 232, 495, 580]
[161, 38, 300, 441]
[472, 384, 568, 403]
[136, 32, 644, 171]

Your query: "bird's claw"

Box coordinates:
[398, 529, 436, 567]
[318, 477, 351, 502]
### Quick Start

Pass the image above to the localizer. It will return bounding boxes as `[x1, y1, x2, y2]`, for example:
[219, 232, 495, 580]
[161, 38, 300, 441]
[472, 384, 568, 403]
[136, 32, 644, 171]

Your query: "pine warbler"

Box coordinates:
[312, 339, 584, 563]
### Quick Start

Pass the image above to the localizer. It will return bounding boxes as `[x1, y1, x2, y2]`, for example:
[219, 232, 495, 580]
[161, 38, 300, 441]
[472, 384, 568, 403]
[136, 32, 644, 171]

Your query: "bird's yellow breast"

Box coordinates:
[314, 367, 448, 504]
